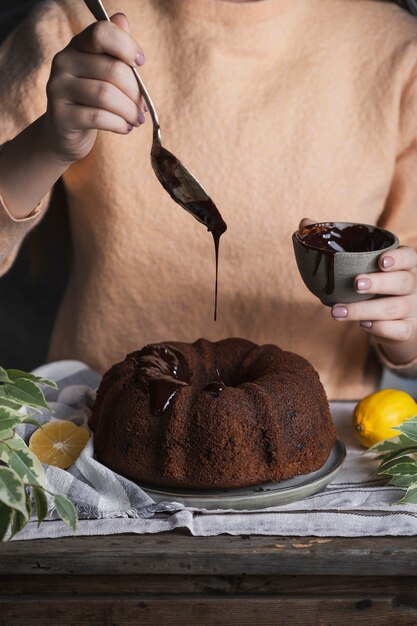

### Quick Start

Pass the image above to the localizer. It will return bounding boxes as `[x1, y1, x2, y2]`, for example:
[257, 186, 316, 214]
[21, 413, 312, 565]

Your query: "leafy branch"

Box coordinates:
[0, 366, 77, 540]
[369, 415, 417, 504]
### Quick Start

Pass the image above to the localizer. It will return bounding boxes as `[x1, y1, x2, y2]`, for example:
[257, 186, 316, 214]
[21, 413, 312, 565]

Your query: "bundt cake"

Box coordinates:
[90, 338, 337, 489]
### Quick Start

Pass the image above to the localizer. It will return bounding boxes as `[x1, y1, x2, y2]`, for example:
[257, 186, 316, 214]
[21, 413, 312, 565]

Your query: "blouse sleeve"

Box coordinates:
[376, 60, 417, 377]
[0, 1, 73, 275]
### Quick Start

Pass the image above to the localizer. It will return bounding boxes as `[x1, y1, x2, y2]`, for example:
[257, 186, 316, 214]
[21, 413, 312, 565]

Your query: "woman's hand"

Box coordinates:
[299, 218, 417, 366]
[43, 12, 147, 164]
[0, 13, 147, 219]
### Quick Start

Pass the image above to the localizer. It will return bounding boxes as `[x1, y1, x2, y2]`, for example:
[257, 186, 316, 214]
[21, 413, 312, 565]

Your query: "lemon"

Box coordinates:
[29, 421, 89, 469]
[353, 389, 417, 448]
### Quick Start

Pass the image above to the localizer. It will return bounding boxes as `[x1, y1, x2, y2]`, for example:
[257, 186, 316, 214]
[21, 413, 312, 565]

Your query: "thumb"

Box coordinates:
[299, 217, 316, 230]
[110, 12, 130, 32]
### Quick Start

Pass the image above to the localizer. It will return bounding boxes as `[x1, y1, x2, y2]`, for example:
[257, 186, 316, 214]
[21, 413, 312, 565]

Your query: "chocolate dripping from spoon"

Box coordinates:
[151, 146, 227, 321]
[82, 0, 227, 321]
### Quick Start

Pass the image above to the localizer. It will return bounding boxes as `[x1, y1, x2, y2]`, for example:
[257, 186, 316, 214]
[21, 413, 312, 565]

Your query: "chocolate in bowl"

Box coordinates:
[292, 222, 399, 306]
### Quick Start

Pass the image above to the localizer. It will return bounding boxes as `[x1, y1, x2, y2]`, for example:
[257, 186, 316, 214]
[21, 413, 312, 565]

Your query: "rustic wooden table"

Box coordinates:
[1, 532, 417, 625]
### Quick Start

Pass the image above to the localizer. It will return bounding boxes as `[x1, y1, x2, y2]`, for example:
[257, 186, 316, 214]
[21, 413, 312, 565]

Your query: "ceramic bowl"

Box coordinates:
[292, 222, 399, 307]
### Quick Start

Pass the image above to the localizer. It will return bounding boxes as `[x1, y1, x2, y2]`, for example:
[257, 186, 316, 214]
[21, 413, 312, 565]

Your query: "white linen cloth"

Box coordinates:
[12, 360, 417, 540]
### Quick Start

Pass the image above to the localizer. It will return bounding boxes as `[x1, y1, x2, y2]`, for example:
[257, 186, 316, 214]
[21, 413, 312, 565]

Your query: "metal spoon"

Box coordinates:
[83, 0, 227, 319]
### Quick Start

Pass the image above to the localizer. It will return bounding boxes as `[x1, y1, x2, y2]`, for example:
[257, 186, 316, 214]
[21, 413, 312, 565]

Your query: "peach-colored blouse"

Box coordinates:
[1, 0, 417, 399]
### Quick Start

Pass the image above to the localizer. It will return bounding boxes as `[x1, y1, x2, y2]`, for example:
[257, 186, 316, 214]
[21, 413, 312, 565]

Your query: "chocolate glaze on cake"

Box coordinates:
[90, 338, 337, 489]
[130, 344, 190, 416]
[204, 380, 226, 395]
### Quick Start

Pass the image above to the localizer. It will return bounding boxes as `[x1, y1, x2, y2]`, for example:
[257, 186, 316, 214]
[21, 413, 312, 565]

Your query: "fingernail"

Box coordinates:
[143, 103, 148, 113]
[360, 320, 373, 329]
[127, 123, 134, 132]
[135, 52, 145, 66]
[332, 306, 348, 319]
[382, 256, 394, 269]
[138, 111, 146, 125]
[356, 277, 371, 292]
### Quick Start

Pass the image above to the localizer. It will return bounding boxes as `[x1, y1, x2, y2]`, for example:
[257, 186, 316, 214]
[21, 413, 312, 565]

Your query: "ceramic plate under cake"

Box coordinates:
[138, 439, 346, 510]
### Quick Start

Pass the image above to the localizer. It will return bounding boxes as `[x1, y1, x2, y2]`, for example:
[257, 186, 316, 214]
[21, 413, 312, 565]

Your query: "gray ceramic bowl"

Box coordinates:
[292, 222, 399, 307]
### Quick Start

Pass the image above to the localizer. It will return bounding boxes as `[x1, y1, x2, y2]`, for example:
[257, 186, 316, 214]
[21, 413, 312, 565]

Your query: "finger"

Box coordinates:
[108, 13, 147, 116]
[298, 217, 316, 229]
[110, 12, 130, 32]
[70, 20, 145, 67]
[68, 104, 135, 134]
[378, 245, 417, 272]
[60, 49, 141, 105]
[331, 295, 415, 322]
[355, 270, 416, 296]
[358, 319, 414, 343]
[65, 76, 142, 127]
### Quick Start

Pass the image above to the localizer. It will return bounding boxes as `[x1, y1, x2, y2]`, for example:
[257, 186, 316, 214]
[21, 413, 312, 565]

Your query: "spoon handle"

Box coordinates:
[83, 0, 161, 140]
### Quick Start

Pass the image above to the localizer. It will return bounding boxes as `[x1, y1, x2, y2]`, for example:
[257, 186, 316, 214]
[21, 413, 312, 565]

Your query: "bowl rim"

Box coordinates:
[293, 221, 399, 255]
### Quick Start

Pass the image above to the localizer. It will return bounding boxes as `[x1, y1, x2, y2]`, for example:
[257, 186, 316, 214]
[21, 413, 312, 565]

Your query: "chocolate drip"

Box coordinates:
[151, 146, 227, 320]
[311, 250, 335, 295]
[204, 367, 225, 395]
[298, 223, 394, 295]
[179, 199, 226, 322]
[204, 380, 226, 395]
[131, 344, 190, 415]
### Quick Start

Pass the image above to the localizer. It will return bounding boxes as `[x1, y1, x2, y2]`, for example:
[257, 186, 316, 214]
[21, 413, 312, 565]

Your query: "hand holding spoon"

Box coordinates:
[83, 0, 227, 319]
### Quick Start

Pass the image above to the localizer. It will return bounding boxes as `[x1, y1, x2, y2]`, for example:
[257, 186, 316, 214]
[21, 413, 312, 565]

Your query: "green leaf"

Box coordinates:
[10, 509, 28, 538]
[0, 430, 14, 443]
[0, 406, 26, 430]
[54, 495, 77, 531]
[376, 445, 417, 465]
[5, 370, 58, 390]
[370, 434, 417, 455]
[0, 434, 45, 488]
[33, 486, 48, 527]
[378, 453, 417, 473]
[0, 501, 11, 541]
[10, 490, 33, 539]
[397, 483, 417, 505]
[0, 467, 27, 518]
[0, 367, 11, 384]
[396, 420, 417, 444]
[389, 474, 417, 487]
[370, 417, 417, 504]
[26, 490, 32, 517]
[379, 461, 417, 477]
[21, 417, 43, 428]
[4, 379, 50, 411]
[6, 449, 45, 487]
[0, 388, 23, 410]
[0, 406, 25, 419]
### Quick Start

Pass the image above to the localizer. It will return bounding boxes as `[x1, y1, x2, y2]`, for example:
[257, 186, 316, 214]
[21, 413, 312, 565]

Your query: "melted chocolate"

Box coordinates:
[151, 145, 227, 321]
[182, 201, 226, 322]
[131, 344, 228, 412]
[204, 367, 226, 395]
[297, 223, 394, 295]
[204, 380, 226, 395]
[298, 223, 392, 253]
[131, 344, 190, 416]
